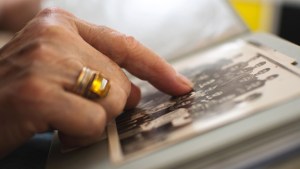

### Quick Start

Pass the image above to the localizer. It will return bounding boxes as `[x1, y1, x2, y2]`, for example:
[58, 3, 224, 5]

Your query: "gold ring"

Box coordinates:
[74, 67, 110, 99]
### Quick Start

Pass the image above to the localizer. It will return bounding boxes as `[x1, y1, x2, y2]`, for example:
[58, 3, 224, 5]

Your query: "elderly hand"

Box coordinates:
[0, 8, 192, 158]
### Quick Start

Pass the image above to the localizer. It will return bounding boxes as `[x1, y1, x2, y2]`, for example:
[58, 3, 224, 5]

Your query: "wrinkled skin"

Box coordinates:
[0, 8, 192, 158]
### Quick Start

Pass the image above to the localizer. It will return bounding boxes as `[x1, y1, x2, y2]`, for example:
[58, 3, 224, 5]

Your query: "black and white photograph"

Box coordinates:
[108, 40, 300, 163]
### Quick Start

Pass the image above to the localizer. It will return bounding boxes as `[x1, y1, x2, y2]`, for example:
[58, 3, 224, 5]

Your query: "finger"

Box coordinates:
[47, 89, 107, 141]
[77, 45, 132, 121]
[125, 83, 141, 110]
[74, 20, 193, 96]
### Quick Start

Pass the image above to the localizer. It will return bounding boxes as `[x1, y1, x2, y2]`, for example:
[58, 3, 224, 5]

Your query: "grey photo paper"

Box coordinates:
[108, 40, 300, 163]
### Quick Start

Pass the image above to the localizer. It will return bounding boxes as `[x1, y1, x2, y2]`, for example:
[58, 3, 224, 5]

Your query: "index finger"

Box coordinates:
[74, 20, 193, 96]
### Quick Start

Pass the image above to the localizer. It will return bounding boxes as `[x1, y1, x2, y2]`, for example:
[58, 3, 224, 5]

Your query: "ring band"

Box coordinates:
[74, 67, 110, 99]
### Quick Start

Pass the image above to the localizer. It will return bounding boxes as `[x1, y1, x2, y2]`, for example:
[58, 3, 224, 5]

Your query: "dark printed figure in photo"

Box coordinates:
[115, 53, 279, 155]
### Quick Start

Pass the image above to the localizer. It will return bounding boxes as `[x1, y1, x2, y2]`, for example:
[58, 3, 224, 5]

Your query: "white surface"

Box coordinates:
[42, 0, 247, 60]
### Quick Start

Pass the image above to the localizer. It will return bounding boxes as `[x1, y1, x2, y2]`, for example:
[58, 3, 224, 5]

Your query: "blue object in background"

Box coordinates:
[0, 133, 52, 169]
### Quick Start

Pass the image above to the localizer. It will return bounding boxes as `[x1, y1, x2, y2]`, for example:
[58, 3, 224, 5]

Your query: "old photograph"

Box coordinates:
[108, 41, 300, 163]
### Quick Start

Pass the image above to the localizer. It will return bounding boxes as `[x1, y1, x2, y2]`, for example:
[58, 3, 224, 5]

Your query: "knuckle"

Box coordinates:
[122, 35, 140, 57]
[37, 7, 71, 18]
[111, 34, 141, 64]
[23, 19, 66, 40]
[29, 10, 75, 38]
[37, 8, 57, 17]
[124, 35, 140, 51]
[16, 8, 75, 43]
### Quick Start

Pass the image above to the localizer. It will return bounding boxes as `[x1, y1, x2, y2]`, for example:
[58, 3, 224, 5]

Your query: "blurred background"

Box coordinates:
[42, 0, 247, 60]
[1, 0, 300, 52]
[2, 0, 300, 57]
[40, 0, 300, 60]
[230, 0, 300, 45]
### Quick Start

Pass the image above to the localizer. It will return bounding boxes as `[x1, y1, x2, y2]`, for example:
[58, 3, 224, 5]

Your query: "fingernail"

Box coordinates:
[177, 73, 193, 88]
